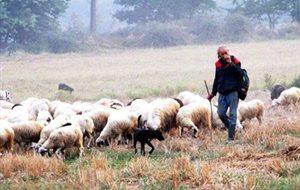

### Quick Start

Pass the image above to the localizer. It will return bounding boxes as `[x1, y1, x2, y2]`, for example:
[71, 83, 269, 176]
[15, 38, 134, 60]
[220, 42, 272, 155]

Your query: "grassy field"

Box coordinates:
[0, 40, 299, 189]
[1, 39, 300, 102]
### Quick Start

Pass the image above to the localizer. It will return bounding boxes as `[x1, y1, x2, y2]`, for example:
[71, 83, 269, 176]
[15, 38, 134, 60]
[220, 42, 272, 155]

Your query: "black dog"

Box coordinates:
[133, 129, 164, 155]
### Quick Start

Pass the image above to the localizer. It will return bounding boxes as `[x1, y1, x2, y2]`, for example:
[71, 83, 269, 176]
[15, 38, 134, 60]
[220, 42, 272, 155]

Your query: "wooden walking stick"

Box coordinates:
[204, 80, 214, 129]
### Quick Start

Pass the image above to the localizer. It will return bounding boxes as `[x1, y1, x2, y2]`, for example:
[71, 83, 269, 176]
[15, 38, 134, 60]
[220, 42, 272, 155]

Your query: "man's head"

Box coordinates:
[217, 45, 230, 62]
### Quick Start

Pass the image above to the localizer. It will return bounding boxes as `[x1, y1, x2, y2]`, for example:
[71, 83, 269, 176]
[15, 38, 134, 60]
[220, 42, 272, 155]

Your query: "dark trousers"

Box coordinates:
[217, 91, 239, 140]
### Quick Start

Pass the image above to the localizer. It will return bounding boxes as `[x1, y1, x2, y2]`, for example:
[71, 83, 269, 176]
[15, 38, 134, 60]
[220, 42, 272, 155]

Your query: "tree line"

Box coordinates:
[0, 0, 299, 53]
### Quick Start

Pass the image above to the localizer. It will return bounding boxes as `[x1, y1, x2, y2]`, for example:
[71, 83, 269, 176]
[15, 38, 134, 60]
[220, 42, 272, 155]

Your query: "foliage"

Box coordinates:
[0, 0, 70, 49]
[114, 0, 216, 24]
[232, 0, 289, 30]
[289, 75, 300, 88]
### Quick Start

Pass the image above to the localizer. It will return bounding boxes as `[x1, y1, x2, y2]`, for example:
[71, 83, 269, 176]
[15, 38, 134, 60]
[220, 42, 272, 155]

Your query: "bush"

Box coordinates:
[278, 23, 300, 39]
[289, 75, 300, 88]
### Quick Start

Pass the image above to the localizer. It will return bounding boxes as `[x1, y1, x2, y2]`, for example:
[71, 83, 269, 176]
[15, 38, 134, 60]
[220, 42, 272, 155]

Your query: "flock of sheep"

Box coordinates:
[0, 86, 299, 157]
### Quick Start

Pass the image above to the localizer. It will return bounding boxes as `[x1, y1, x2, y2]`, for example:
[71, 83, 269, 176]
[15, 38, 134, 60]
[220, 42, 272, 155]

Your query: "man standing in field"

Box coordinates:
[207, 45, 243, 142]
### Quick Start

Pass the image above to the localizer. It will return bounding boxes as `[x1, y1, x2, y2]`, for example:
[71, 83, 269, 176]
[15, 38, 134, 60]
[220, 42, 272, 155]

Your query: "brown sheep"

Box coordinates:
[11, 121, 44, 145]
[0, 120, 14, 153]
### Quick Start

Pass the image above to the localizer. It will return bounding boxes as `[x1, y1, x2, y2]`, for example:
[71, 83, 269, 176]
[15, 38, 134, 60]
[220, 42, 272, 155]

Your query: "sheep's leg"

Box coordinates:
[134, 139, 138, 154]
[147, 141, 155, 154]
[8, 135, 14, 152]
[86, 133, 93, 149]
[257, 115, 263, 125]
[178, 126, 183, 137]
[141, 142, 146, 156]
[117, 134, 122, 145]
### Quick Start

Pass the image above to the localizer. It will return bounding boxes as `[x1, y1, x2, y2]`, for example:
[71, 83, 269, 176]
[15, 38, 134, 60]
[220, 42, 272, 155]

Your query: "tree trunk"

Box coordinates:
[90, 0, 97, 34]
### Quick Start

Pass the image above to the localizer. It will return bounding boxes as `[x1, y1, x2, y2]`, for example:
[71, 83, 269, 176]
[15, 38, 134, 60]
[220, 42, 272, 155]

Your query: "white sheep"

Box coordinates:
[36, 110, 53, 126]
[176, 101, 212, 137]
[83, 106, 116, 133]
[70, 115, 94, 148]
[0, 107, 11, 120]
[95, 111, 140, 145]
[272, 87, 300, 106]
[177, 91, 206, 106]
[72, 101, 94, 114]
[34, 114, 71, 149]
[94, 98, 124, 110]
[126, 99, 151, 127]
[0, 120, 14, 152]
[20, 97, 39, 109]
[7, 104, 30, 123]
[11, 121, 44, 145]
[238, 99, 264, 125]
[28, 99, 52, 120]
[53, 101, 75, 119]
[38, 123, 84, 157]
[145, 98, 182, 132]
[0, 100, 14, 109]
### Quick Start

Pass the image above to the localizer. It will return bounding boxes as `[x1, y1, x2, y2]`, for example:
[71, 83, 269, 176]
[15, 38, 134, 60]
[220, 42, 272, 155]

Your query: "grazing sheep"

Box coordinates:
[0, 90, 12, 102]
[71, 115, 94, 148]
[7, 104, 30, 123]
[34, 114, 71, 149]
[0, 100, 14, 109]
[83, 106, 116, 134]
[20, 97, 39, 109]
[146, 98, 183, 132]
[177, 91, 206, 106]
[11, 121, 44, 145]
[95, 111, 141, 145]
[38, 123, 84, 157]
[0, 107, 11, 120]
[126, 99, 151, 128]
[133, 129, 164, 155]
[94, 98, 124, 110]
[36, 110, 53, 126]
[271, 84, 286, 100]
[0, 120, 14, 152]
[28, 99, 52, 120]
[238, 99, 264, 124]
[272, 87, 300, 106]
[176, 101, 212, 137]
[53, 102, 75, 119]
[72, 101, 94, 114]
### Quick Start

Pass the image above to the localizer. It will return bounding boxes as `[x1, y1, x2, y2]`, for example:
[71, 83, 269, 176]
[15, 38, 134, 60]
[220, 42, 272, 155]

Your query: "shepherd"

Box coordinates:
[207, 45, 244, 143]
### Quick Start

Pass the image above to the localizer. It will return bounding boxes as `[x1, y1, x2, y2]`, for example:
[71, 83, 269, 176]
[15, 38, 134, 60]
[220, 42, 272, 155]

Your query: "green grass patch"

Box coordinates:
[104, 150, 135, 169]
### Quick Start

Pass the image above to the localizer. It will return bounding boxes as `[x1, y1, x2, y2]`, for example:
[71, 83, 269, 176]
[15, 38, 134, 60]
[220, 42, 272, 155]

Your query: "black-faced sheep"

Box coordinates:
[272, 87, 300, 106]
[94, 98, 124, 110]
[0, 120, 14, 153]
[133, 129, 164, 155]
[238, 99, 264, 125]
[38, 122, 84, 157]
[271, 84, 286, 100]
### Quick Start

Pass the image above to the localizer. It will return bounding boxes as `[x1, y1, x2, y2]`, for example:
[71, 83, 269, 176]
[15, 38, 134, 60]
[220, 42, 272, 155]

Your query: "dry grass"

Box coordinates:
[0, 40, 300, 189]
[1, 40, 300, 102]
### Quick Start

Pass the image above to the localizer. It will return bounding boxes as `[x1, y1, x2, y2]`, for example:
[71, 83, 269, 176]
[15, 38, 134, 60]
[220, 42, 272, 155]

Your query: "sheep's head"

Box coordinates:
[95, 137, 109, 147]
[38, 147, 48, 155]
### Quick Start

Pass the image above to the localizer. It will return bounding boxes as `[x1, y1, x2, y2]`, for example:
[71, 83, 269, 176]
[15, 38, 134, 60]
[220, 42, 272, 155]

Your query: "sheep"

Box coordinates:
[28, 99, 52, 120]
[95, 111, 141, 145]
[0, 90, 12, 102]
[0, 100, 14, 109]
[34, 114, 72, 149]
[0, 120, 14, 153]
[20, 97, 39, 109]
[72, 101, 94, 115]
[176, 101, 212, 137]
[83, 106, 116, 134]
[271, 84, 286, 100]
[53, 102, 75, 119]
[177, 91, 206, 106]
[11, 121, 44, 145]
[272, 87, 300, 106]
[0, 107, 11, 120]
[133, 129, 164, 155]
[38, 123, 84, 157]
[94, 98, 124, 110]
[145, 98, 183, 132]
[238, 99, 264, 125]
[7, 104, 30, 123]
[36, 110, 53, 126]
[126, 99, 151, 128]
[70, 115, 94, 148]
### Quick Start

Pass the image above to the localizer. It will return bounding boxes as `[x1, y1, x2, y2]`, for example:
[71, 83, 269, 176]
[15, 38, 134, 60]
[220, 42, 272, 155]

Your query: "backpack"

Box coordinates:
[238, 68, 249, 100]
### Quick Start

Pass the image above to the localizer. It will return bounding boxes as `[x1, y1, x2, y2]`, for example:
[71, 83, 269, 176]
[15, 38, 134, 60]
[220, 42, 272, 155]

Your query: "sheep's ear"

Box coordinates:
[61, 122, 72, 127]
